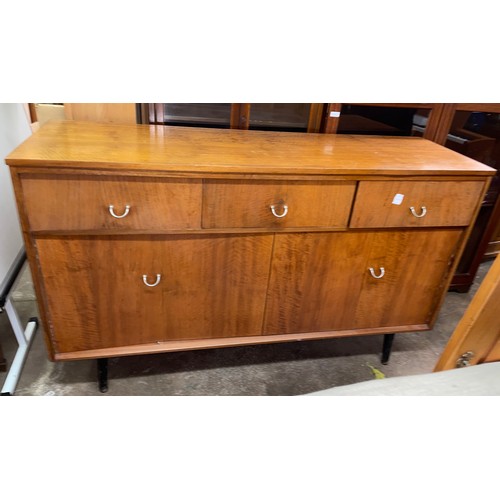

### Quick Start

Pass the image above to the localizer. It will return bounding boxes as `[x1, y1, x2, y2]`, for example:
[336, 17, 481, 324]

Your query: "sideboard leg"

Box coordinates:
[381, 334, 395, 365]
[97, 358, 108, 393]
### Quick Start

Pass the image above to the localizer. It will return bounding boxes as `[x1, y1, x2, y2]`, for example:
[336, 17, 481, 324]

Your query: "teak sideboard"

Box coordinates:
[6, 121, 495, 390]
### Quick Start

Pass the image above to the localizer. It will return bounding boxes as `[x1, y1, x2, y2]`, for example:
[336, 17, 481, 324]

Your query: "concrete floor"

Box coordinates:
[0, 261, 493, 396]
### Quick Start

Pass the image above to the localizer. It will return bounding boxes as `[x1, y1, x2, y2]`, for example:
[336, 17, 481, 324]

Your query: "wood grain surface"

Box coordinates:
[35, 234, 273, 353]
[203, 180, 356, 229]
[350, 180, 486, 228]
[64, 103, 137, 124]
[20, 174, 201, 231]
[6, 121, 495, 176]
[435, 253, 500, 370]
[263, 229, 462, 335]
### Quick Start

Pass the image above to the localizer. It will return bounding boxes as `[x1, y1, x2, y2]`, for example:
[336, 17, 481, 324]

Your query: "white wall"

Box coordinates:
[0, 103, 32, 291]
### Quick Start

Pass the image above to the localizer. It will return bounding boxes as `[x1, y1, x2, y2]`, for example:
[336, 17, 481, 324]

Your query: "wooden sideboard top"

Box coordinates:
[6, 120, 496, 177]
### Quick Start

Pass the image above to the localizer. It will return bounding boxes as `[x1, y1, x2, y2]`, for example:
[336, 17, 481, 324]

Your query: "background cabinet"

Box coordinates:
[138, 103, 325, 132]
[431, 104, 500, 291]
[322, 103, 445, 140]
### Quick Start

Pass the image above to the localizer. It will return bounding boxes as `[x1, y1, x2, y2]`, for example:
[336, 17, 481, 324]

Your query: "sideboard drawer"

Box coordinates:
[202, 180, 356, 229]
[350, 180, 485, 228]
[20, 174, 202, 231]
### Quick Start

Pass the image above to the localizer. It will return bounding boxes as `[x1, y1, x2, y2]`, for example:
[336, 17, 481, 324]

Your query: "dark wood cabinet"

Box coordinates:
[432, 104, 500, 292]
[138, 103, 325, 132]
[322, 103, 445, 140]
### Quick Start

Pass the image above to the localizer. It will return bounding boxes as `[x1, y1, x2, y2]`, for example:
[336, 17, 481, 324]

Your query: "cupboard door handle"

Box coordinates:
[409, 206, 427, 218]
[109, 204, 131, 218]
[143, 274, 161, 287]
[270, 204, 288, 218]
[369, 267, 385, 279]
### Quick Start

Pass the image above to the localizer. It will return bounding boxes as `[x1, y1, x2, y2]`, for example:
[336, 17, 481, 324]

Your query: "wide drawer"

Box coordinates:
[202, 180, 356, 229]
[20, 174, 202, 231]
[350, 180, 485, 228]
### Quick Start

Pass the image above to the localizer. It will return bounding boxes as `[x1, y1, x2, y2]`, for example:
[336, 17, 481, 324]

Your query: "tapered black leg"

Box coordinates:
[381, 334, 395, 365]
[0, 336, 7, 372]
[97, 358, 108, 393]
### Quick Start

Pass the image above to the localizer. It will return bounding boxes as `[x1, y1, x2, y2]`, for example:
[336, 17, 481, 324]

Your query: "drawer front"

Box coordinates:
[21, 174, 202, 231]
[350, 180, 485, 228]
[202, 180, 356, 229]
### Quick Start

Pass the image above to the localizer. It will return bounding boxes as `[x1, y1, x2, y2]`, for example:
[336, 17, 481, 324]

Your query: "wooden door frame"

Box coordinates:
[230, 104, 251, 129]
[232, 103, 325, 132]
[433, 103, 500, 145]
[435, 253, 500, 371]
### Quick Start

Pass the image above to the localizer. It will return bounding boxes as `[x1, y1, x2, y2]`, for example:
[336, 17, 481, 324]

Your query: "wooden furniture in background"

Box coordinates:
[322, 103, 446, 140]
[6, 121, 494, 390]
[64, 103, 137, 124]
[485, 205, 500, 258]
[433, 104, 500, 292]
[140, 104, 325, 132]
[434, 253, 500, 371]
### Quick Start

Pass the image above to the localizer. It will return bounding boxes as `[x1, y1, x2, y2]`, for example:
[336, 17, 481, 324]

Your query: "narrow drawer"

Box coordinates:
[350, 180, 485, 228]
[21, 174, 202, 231]
[202, 180, 356, 229]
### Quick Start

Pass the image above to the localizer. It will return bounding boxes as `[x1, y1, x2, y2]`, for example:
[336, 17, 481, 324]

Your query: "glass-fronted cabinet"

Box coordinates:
[433, 105, 500, 292]
[247, 104, 312, 132]
[143, 103, 233, 128]
[322, 103, 444, 140]
[139, 103, 325, 132]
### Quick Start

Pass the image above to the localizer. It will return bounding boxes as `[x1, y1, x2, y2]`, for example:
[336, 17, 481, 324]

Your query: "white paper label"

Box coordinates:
[392, 193, 404, 205]
[329, 111, 340, 118]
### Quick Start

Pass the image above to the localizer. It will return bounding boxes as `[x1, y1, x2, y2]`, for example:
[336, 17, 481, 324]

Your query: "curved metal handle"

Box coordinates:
[109, 204, 131, 219]
[270, 204, 288, 218]
[142, 274, 161, 287]
[409, 206, 427, 218]
[369, 267, 385, 279]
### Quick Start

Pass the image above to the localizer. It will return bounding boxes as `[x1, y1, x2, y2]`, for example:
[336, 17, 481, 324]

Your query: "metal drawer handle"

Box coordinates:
[143, 274, 161, 287]
[109, 204, 131, 218]
[270, 204, 288, 218]
[409, 206, 427, 218]
[369, 267, 385, 279]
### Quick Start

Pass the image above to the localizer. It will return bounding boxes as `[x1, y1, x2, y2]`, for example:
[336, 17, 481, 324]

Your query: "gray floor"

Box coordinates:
[0, 261, 492, 396]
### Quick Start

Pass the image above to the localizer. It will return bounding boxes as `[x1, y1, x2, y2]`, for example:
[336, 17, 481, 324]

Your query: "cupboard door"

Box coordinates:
[353, 230, 462, 328]
[263, 232, 367, 335]
[36, 235, 273, 353]
[263, 230, 462, 335]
